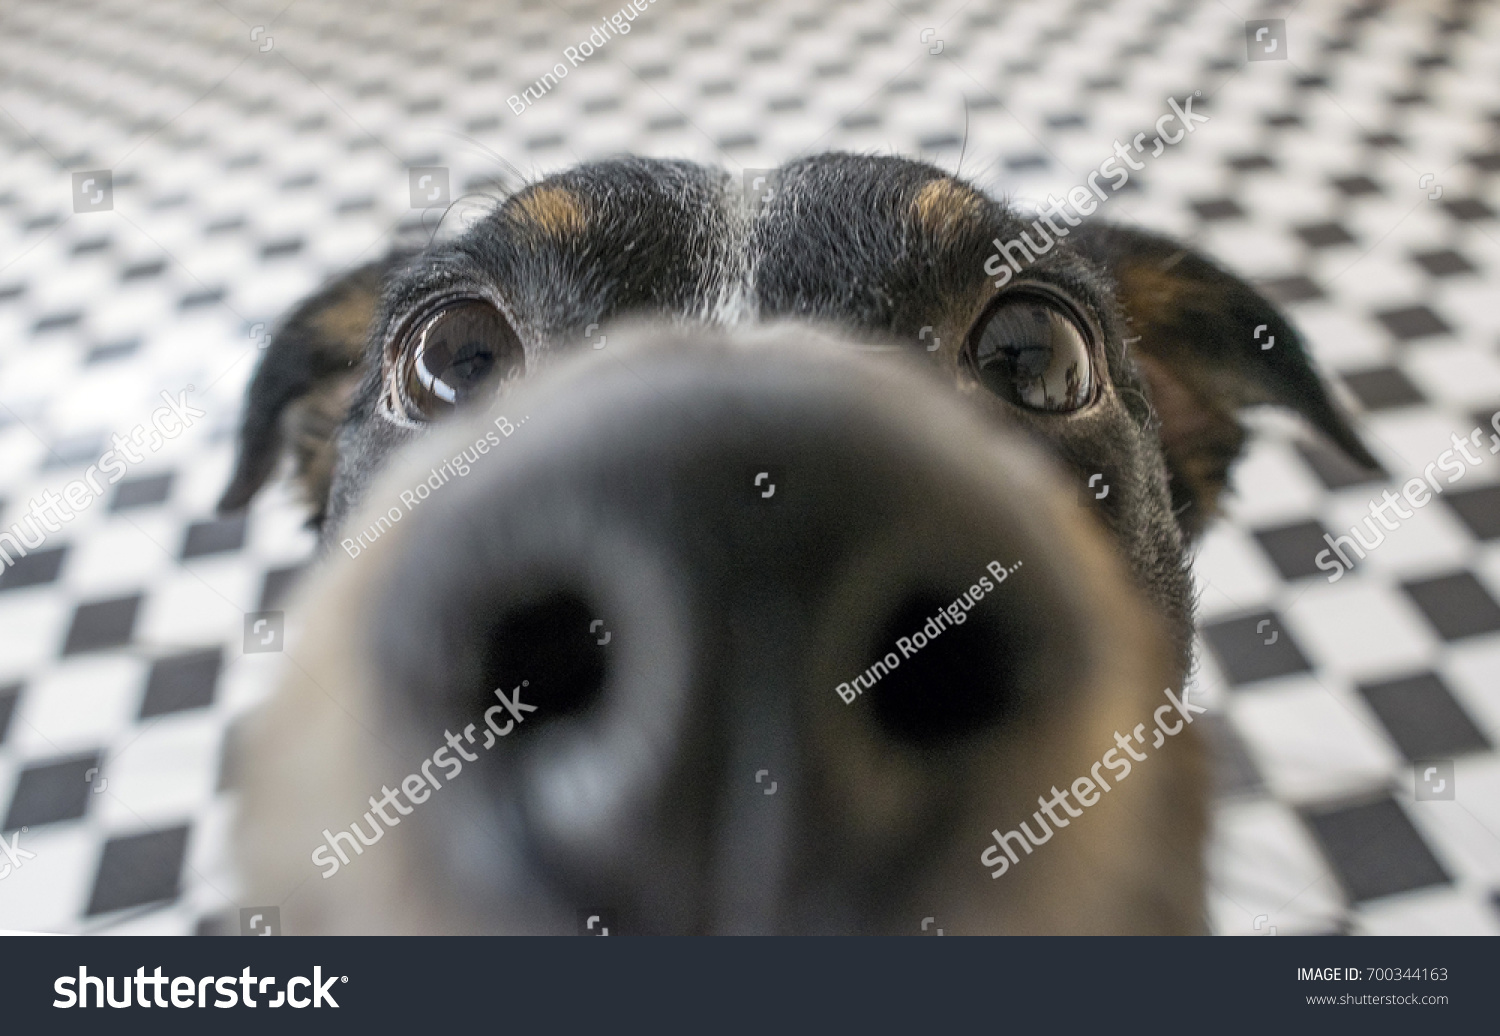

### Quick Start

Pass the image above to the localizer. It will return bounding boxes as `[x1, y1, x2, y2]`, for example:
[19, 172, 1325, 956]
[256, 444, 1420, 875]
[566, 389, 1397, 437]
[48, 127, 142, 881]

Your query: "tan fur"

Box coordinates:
[285, 372, 362, 520]
[1112, 259, 1185, 330]
[911, 178, 984, 244]
[509, 185, 587, 238]
[311, 287, 380, 352]
[236, 499, 475, 934]
[1132, 352, 1244, 532]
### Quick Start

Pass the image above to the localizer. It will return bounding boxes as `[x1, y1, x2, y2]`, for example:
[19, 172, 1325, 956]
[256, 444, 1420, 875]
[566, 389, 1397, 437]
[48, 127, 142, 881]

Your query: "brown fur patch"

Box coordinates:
[509, 185, 587, 238]
[911, 178, 984, 243]
[1112, 256, 1188, 331]
[1132, 353, 1244, 536]
[310, 287, 379, 357]
[1108, 253, 1247, 536]
[285, 372, 363, 522]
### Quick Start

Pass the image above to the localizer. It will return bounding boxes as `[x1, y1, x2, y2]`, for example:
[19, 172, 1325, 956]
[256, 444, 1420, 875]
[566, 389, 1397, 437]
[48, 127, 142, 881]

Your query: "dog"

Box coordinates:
[220, 154, 1375, 934]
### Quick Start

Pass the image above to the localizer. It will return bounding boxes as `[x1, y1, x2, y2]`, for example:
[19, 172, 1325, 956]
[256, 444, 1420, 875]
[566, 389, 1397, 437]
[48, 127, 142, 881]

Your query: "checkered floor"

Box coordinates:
[0, 0, 1497, 936]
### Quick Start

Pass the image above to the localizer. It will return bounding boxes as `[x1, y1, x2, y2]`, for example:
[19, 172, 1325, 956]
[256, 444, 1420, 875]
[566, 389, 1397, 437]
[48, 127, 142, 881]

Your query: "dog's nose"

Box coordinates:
[243, 325, 1189, 934]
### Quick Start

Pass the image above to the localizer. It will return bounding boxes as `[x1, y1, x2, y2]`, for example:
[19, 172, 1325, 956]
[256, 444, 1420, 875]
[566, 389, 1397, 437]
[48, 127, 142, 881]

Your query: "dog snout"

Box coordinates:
[241, 324, 1192, 934]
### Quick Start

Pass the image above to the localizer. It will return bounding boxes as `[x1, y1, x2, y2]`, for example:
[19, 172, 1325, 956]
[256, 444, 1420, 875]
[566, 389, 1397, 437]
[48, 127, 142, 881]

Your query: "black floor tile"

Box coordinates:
[1303, 796, 1449, 903]
[1258, 275, 1325, 304]
[84, 339, 141, 364]
[0, 545, 67, 591]
[1201, 610, 1313, 686]
[42, 435, 105, 470]
[1201, 712, 1263, 797]
[1331, 174, 1382, 196]
[1444, 483, 1500, 540]
[1228, 153, 1275, 172]
[0, 683, 19, 744]
[1443, 197, 1495, 222]
[1467, 407, 1500, 438]
[1004, 153, 1050, 172]
[86, 826, 190, 916]
[1403, 572, 1500, 641]
[1412, 248, 1477, 277]
[140, 648, 222, 719]
[34, 311, 82, 335]
[1192, 197, 1246, 221]
[1358, 672, 1491, 760]
[258, 565, 304, 610]
[3, 751, 102, 829]
[110, 474, 173, 512]
[260, 237, 304, 259]
[181, 514, 247, 559]
[195, 911, 235, 936]
[1253, 520, 1348, 580]
[1342, 365, 1426, 410]
[919, 132, 962, 151]
[61, 594, 142, 654]
[1295, 439, 1385, 490]
[1470, 150, 1500, 172]
[1375, 304, 1452, 341]
[1296, 221, 1357, 248]
[180, 288, 225, 309]
[121, 260, 165, 281]
[216, 723, 240, 793]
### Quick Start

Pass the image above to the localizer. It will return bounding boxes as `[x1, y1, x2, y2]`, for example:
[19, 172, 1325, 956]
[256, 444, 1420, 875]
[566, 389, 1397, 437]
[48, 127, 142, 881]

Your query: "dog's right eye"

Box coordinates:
[966, 291, 1096, 413]
[397, 298, 525, 420]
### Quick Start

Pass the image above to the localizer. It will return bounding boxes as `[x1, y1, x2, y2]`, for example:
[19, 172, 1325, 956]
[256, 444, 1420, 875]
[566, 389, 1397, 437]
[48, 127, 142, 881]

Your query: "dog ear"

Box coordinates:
[1069, 223, 1380, 538]
[217, 256, 400, 526]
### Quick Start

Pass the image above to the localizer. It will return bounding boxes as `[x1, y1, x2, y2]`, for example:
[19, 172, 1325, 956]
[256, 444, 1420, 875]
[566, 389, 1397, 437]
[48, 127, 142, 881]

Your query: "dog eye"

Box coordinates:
[967, 294, 1094, 412]
[398, 299, 524, 419]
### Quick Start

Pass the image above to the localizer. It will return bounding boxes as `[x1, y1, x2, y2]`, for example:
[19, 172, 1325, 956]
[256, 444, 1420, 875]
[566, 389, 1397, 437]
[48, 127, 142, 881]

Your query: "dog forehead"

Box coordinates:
[482, 154, 1004, 325]
[499, 153, 987, 235]
[751, 154, 1002, 323]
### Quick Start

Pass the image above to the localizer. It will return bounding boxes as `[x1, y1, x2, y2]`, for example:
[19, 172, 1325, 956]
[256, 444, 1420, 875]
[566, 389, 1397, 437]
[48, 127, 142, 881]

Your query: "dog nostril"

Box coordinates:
[862, 592, 1024, 747]
[462, 590, 609, 732]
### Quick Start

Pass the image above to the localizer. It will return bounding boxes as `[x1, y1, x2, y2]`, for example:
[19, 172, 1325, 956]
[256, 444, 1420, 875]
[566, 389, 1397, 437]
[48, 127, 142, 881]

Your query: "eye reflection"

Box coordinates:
[969, 295, 1094, 412]
[398, 298, 524, 420]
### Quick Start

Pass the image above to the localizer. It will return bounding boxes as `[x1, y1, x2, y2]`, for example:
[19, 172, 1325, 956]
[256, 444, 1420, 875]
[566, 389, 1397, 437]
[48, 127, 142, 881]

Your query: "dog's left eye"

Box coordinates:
[967, 293, 1095, 412]
[398, 298, 525, 420]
